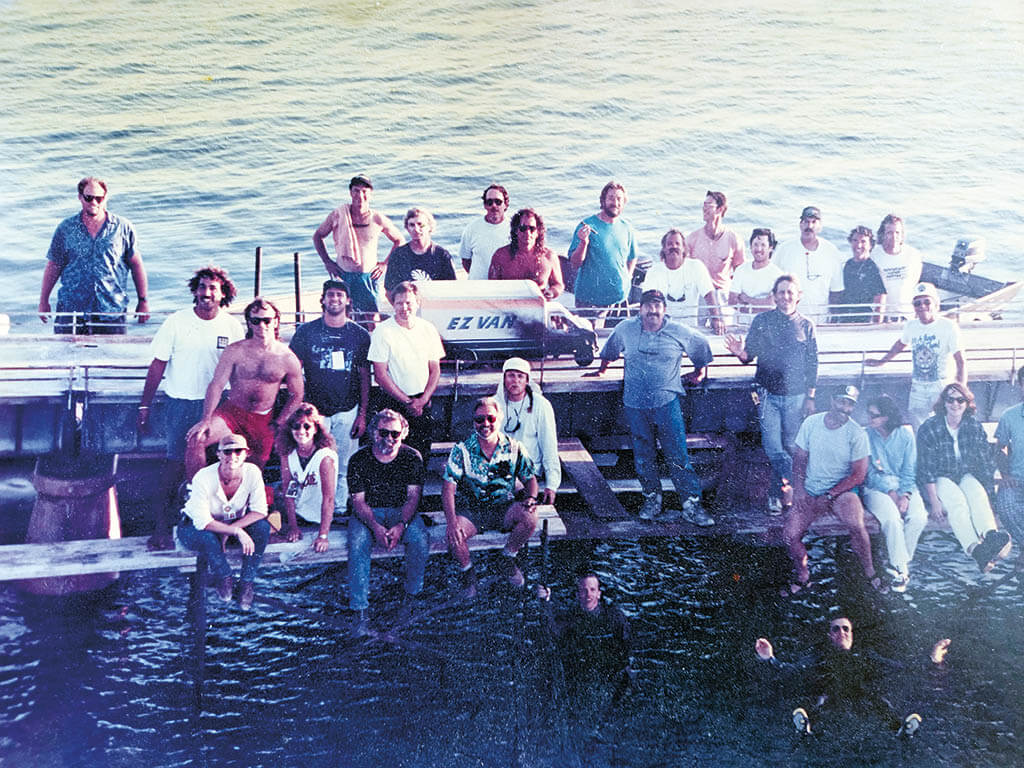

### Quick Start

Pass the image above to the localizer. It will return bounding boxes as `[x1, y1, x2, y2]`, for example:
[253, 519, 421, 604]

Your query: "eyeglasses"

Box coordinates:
[220, 447, 245, 455]
[377, 428, 402, 439]
[473, 414, 497, 425]
[248, 316, 274, 325]
[829, 624, 852, 634]
[81, 194, 106, 203]
[484, 198, 504, 207]
[291, 423, 315, 432]
[518, 224, 537, 232]
[946, 396, 967, 404]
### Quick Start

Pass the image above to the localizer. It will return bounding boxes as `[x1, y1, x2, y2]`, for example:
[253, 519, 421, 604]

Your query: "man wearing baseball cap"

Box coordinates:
[866, 282, 966, 429]
[772, 206, 844, 321]
[313, 173, 404, 314]
[493, 357, 561, 504]
[783, 385, 885, 595]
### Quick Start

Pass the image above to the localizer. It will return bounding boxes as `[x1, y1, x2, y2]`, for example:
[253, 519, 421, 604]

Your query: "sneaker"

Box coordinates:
[638, 494, 662, 521]
[215, 575, 233, 603]
[502, 555, 525, 588]
[767, 496, 784, 516]
[460, 566, 479, 599]
[890, 571, 910, 593]
[792, 707, 811, 735]
[973, 529, 1012, 573]
[898, 713, 922, 738]
[238, 581, 255, 611]
[681, 496, 715, 527]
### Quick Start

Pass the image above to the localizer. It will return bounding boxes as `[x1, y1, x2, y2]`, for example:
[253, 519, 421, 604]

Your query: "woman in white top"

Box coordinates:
[729, 228, 783, 322]
[277, 403, 338, 553]
[177, 433, 270, 610]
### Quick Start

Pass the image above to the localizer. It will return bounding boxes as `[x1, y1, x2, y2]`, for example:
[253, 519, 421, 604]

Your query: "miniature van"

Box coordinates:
[383, 279, 598, 365]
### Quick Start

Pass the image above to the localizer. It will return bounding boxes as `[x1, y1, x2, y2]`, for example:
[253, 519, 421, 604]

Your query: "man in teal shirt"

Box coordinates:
[568, 181, 638, 311]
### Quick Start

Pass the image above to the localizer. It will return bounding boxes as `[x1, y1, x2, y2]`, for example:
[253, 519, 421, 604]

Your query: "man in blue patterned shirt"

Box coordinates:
[39, 177, 149, 334]
[443, 396, 539, 596]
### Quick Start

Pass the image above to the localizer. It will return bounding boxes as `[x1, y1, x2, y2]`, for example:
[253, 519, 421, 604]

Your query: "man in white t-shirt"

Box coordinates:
[368, 281, 446, 461]
[641, 228, 721, 331]
[138, 266, 245, 550]
[772, 206, 843, 322]
[866, 282, 966, 429]
[872, 214, 924, 322]
[459, 184, 510, 280]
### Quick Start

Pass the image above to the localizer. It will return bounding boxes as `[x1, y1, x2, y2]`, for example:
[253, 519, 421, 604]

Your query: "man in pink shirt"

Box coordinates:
[686, 190, 744, 328]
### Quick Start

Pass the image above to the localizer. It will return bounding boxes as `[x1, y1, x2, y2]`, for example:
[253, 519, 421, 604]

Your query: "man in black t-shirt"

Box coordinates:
[346, 409, 428, 628]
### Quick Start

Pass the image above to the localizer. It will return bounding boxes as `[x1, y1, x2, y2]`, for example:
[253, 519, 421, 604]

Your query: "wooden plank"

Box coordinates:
[557, 437, 628, 520]
[0, 505, 567, 582]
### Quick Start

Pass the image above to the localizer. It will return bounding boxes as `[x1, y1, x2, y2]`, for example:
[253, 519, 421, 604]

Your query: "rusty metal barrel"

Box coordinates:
[19, 453, 122, 595]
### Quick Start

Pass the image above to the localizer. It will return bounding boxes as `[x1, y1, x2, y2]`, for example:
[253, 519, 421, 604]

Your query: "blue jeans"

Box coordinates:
[176, 518, 271, 583]
[625, 399, 700, 502]
[347, 507, 429, 610]
[996, 484, 1024, 544]
[758, 391, 805, 497]
[164, 397, 204, 460]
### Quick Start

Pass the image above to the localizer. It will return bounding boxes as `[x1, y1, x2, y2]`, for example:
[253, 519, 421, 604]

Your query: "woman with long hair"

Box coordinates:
[277, 403, 338, 552]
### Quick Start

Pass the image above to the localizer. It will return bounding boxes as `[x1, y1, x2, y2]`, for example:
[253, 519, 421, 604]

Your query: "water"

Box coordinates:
[1, 1, 1022, 322]
[1, 533, 1021, 767]
[2, 2, 1024, 765]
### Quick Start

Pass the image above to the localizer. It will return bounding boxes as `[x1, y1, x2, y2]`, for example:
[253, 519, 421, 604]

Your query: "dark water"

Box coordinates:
[1, 531, 1021, 767]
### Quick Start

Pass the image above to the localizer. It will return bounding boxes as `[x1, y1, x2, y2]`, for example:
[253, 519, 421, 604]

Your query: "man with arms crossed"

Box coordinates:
[313, 174, 403, 314]
[39, 176, 149, 334]
[459, 184, 510, 279]
[289, 279, 370, 518]
[138, 266, 244, 550]
[186, 298, 304, 477]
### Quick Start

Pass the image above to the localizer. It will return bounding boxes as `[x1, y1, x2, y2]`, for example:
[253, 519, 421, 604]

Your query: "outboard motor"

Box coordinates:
[950, 237, 986, 274]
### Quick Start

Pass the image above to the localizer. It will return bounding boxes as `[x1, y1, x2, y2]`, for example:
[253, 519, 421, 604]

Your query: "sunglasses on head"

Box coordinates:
[248, 316, 274, 325]
[473, 414, 497, 425]
[81, 194, 105, 203]
[377, 428, 402, 439]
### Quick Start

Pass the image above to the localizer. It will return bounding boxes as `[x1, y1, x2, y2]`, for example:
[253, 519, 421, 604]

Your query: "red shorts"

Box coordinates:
[214, 400, 275, 468]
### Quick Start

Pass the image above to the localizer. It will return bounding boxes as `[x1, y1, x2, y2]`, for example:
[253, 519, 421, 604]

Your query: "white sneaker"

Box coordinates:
[767, 496, 784, 516]
[890, 571, 910, 593]
[898, 713, 922, 738]
[792, 707, 811, 735]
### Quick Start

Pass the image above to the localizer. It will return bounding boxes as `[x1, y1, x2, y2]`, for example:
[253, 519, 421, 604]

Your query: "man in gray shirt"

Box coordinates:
[589, 289, 714, 525]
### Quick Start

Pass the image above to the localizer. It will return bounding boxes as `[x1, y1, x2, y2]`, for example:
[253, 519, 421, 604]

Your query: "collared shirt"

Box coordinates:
[600, 315, 713, 410]
[47, 211, 138, 314]
[866, 425, 917, 495]
[444, 432, 536, 506]
[742, 308, 818, 396]
[916, 413, 995, 489]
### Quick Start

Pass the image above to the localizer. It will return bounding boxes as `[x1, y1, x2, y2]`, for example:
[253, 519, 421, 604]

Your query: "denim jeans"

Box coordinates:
[758, 391, 805, 497]
[996, 483, 1024, 544]
[624, 398, 700, 503]
[326, 404, 361, 516]
[176, 517, 271, 583]
[347, 507, 429, 610]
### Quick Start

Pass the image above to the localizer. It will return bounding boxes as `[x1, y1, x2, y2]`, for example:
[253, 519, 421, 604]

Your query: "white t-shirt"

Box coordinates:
[730, 262, 784, 300]
[287, 447, 339, 523]
[148, 308, 244, 400]
[368, 316, 446, 396]
[795, 413, 870, 496]
[872, 245, 924, 318]
[183, 462, 267, 530]
[773, 237, 844, 316]
[640, 259, 714, 324]
[900, 316, 962, 384]
[459, 217, 509, 280]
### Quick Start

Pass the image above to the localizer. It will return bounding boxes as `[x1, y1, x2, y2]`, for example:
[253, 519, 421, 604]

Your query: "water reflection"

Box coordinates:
[0, 532, 1021, 767]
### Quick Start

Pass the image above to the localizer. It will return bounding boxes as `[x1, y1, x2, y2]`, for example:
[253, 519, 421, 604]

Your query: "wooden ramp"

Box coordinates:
[0, 505, 565, 582]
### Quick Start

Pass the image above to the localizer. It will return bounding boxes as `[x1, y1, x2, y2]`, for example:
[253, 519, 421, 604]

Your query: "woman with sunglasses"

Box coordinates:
[488, 208, 564, 299]
[916, 382, 1011, 573]
[863, 395, 928, 592]
[277, 403, 338, 552]
[176, 433, 270, 611]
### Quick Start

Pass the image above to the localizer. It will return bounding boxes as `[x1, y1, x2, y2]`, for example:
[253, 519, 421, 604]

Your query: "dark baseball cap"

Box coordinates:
[640, 289, 667, 306]
[800, 206, 821, 220]
[321, 279, 349, 295]
[349, 173, 373, 189]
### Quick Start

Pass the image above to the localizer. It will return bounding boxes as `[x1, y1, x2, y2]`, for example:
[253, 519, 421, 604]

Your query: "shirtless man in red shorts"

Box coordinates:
[186, 298, 304, 477]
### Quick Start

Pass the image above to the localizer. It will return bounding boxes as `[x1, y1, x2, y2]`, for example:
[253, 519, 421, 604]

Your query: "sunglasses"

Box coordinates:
[867, 411, 883, 419]
[81, 194, 105, 203]
[291, 422, 315, 432]
[220, 447, 246, 455]
[473, 414, 497, 425]
[484, 198, 504, 206]
[248, 316, 275, 325]
[912, 299, 932, 307]
[946, 396, 967, 404]
[518, 224, 537, 232]
[377, 428, 402, 439]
